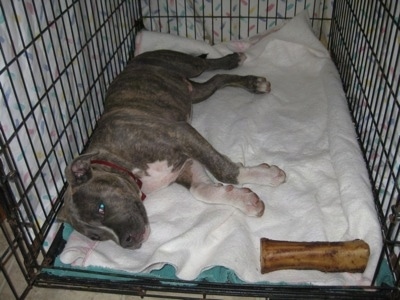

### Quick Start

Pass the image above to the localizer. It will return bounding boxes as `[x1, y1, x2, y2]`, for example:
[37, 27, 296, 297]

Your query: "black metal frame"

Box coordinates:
[330, 0, 400, 288]
[0, 0, 399, 299]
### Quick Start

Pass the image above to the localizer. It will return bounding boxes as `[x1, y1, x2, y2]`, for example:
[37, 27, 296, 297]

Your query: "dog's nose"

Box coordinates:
[121, 232, 142, 249]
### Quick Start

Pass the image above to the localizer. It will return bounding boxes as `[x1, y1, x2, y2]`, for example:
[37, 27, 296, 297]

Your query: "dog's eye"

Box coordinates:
[98, 203, 105, 215]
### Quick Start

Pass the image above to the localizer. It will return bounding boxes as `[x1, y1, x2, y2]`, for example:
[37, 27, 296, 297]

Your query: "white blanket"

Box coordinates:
[59, 13, 382, 285]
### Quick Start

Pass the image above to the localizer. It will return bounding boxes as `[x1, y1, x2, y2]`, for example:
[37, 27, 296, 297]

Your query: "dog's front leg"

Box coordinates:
[176, 123, 286, 187]
[178, 160, 266, 217]
[176, 123, 286, 217]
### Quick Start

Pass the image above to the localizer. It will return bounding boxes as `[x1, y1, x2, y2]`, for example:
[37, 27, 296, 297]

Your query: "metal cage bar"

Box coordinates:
[141, 0, 333, 44]
[1, 0, 138, 298]
[330, 0, 400, 287]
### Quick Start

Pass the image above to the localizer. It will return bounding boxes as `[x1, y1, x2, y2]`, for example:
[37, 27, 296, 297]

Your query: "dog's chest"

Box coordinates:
[135, 160, 183, 194]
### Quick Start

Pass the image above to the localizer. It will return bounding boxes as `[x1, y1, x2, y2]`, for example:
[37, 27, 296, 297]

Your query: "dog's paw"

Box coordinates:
[260, 164, 286, 186]
[238, 163, 286, 186]
[222, 52, 247, 69]
[241, 188, 265, 217]
[190, 183, 265, 217]
[237, 52, 247, 65]
[245, 76, 271, 94]
[223, 185, 265, 217]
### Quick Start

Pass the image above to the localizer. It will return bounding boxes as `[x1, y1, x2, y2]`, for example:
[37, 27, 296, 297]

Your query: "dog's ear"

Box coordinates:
[57, 187, 72, 223]
[65, 152, 98, 186]
[57, 204, 70, 223]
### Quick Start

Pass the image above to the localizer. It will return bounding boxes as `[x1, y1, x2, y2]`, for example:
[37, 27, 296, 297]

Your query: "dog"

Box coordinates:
[60, 50, 286, 249]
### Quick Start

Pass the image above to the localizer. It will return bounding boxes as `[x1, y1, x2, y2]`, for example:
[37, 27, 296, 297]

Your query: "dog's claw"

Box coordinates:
[244, 76, 271, 94]
[256, 77, 271, 93]
[238, 53, 247, 65]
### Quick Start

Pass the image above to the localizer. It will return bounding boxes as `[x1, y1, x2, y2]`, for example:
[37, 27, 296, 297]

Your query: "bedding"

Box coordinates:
[57, 13, 382, 285]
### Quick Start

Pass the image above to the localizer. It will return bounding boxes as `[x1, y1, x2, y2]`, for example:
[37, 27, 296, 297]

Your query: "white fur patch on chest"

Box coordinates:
[135, 160, 182, 194]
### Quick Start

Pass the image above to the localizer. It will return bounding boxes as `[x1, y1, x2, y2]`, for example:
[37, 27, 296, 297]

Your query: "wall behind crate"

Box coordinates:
[0, 0, 138, 249]
[140, 0, 334, 44]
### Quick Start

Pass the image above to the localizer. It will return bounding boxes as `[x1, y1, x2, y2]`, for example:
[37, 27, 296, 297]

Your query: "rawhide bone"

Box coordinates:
[260, 238, 370, 274]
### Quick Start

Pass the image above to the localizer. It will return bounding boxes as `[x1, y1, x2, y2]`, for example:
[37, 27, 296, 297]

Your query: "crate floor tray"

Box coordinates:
[56, 13, 382, 286]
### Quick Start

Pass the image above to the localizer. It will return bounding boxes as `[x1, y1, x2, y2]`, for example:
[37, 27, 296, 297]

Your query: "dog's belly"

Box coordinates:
[137, 160, 184, 194]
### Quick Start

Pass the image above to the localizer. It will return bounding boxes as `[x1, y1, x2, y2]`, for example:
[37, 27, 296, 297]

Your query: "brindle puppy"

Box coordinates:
[60, 50, 286, 249]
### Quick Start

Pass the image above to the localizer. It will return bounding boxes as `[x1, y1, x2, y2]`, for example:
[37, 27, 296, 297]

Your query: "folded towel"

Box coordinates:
[135, 30, 223, 58]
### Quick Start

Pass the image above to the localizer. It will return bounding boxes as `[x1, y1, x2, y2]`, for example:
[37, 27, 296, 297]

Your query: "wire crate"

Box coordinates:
[0, 0, 399, 299]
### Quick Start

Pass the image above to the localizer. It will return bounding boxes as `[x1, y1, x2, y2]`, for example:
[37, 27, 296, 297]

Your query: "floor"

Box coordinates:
[25, 288, 263, 300]
[0, 221, 264, 300]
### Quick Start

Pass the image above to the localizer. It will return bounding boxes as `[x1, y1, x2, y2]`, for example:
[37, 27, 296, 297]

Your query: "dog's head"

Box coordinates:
[60, 152, 150, 249]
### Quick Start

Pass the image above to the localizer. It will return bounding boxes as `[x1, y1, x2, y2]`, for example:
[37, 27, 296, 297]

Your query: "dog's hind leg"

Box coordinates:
[203, 52, 247, 71]
[134, 50, 245, 78]
[189, 74, 271, 103]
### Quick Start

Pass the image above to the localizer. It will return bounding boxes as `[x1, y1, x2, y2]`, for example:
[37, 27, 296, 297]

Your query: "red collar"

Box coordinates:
[90, 159, 146, 201]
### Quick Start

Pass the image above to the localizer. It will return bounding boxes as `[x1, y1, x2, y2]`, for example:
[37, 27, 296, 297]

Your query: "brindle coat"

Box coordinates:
[61, 50, 286, 249]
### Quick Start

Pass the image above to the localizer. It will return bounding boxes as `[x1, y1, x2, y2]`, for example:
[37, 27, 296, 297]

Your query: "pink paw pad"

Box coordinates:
[240, 188, 265, 217]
